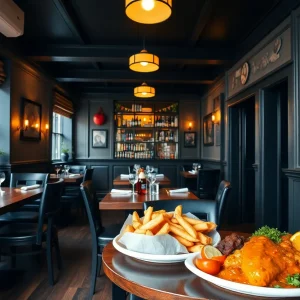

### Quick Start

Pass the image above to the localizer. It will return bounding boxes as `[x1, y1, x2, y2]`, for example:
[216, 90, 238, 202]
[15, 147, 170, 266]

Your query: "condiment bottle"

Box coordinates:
[138, 168, 147, 194]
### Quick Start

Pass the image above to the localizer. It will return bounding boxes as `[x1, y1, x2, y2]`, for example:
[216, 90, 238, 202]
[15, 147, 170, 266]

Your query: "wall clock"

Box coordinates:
[240, 62, 249, 85]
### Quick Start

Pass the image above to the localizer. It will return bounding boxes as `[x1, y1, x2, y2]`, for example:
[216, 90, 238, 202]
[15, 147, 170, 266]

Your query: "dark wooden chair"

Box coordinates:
[0, 173, 49, 223]
[0, 178, 64, 285]
[80, 180, 123, 299]
[60, 168, 94, 223]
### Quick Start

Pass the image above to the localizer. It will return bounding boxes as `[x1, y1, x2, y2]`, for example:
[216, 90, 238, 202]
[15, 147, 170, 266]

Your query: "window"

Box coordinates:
[52, 113, 72, 160]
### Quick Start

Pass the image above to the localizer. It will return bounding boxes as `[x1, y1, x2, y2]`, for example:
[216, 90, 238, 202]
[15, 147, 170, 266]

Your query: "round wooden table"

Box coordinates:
[102, 231, 292, 300]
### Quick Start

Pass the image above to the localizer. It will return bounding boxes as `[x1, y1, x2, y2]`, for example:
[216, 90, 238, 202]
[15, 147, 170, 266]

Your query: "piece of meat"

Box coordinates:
[216, 233, 245, 255]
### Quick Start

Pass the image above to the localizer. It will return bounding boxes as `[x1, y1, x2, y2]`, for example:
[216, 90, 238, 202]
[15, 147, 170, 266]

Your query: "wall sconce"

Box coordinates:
[212, 110, 220, 124]
[188, 122, 192, 131]
[45, 124, 49, 130]
[17, 119, 29, 131]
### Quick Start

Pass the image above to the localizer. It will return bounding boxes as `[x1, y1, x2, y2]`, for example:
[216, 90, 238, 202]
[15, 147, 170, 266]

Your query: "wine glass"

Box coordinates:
[133, 164, 140, 174]
[0, 172, 5, 193]
[128, 173, 138, 194]
[192, 163, 199, 172]
[55, 165, 61, 177]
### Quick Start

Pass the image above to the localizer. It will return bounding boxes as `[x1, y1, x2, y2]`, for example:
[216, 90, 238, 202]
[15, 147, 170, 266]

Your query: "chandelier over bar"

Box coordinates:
[129, 49, 159, 72]
[134, 82, 155, 98]
[125, 0, 172, 24]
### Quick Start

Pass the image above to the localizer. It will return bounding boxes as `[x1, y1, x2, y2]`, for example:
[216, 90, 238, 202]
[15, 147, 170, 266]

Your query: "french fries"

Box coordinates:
[126, 205, 217, 253]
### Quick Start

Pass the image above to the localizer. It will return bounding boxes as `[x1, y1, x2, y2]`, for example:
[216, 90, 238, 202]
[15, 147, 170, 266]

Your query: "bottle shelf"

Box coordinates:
[114, 101, 179, 160]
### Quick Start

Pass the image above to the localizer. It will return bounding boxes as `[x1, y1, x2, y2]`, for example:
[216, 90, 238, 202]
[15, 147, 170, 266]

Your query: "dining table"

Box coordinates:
[99, 188, 200, 210]
[102, 231, 299, 300]
[0, 187, 43, 215]
[49, 174, 84, 184]
[113, 175, 171, 187]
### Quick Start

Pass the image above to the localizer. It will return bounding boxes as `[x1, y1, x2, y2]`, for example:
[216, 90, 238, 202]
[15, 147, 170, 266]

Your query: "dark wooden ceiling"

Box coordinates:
[8, 0, 300, 96]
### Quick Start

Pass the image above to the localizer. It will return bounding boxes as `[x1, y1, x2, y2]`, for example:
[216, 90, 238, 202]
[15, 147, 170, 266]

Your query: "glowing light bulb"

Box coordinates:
[141, 0, 155, 11]
[140, 61, 148, 67]
[142, 92, 147, 95]
[24, 119, 29, 126]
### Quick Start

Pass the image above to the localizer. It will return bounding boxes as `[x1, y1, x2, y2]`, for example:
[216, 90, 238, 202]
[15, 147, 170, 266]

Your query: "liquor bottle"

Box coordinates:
[169, 130, 174, 141]
[137, 168, 147, 194]
[171, 116, 174, 127]
[174, 116, 178, 127]
[138, 118, 141, 127]
[165, 131, 169, 142]
[131, 117, 134, 127]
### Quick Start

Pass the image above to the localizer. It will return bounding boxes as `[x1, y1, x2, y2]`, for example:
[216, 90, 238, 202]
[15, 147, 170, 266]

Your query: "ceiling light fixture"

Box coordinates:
[125, 0, 172, 24]
[129, 49, 159, 72]
[134, 82, 155, 98]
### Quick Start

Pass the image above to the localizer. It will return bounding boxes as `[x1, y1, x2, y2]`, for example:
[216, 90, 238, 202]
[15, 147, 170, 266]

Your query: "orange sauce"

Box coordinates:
[217, 235, 300, 287]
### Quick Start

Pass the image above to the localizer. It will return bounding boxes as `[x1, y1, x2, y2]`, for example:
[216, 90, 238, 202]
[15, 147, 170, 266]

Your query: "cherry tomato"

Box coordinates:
[195, 258, 221, 275]
[211, 255, 227, 264]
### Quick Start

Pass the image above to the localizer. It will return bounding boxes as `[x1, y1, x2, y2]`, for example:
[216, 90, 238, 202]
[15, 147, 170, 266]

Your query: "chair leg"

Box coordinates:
[47, 227, 54, 285]
[112, 283, 127, 300]
[97, 253, 102, 277]
[54, 235, 63, 270]
[89, 247, 98, 299]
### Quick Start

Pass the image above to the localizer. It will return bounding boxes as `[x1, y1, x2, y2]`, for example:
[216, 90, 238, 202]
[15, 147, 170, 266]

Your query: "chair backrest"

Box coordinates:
[10, 173, 49, 188]
[80, 180, 101, 247]
[215, 180, 231, 226]
[83, 168, 94, 181]
[143, 199, 217, 223]
[68, 165, 87, 174]
[37, 178, 64, 244]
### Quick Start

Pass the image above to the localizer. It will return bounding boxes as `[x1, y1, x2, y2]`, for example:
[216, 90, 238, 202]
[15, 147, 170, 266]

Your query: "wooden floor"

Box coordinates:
[0, 210, 254, 300]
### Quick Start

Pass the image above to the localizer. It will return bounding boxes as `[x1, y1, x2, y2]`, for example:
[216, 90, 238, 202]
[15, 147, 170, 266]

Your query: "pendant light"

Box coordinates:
[134, 82, 155, 98]
[125, 0, 172, 24]
[129, 38, 159, 72]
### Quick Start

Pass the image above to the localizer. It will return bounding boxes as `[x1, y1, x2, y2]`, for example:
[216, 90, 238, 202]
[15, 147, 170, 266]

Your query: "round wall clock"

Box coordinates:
[240, 62, 249, 85]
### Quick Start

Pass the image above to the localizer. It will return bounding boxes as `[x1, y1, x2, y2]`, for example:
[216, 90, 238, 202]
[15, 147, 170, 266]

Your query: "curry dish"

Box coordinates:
[217, 235, 300, 287]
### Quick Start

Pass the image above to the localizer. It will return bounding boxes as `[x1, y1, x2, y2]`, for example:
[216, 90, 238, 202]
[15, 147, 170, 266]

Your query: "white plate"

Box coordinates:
[113, 230, 221, 264]
[185, 253, 300, 298]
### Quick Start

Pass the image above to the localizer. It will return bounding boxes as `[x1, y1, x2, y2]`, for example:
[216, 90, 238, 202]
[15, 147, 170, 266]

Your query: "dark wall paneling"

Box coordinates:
[179, 100, 200, 159]
[158, 165, 178, 187]
[292, 6, 300, 168]
[89, 99, 113, 159]
[11, 161, 50, 173]
[91, 165, 109, 192]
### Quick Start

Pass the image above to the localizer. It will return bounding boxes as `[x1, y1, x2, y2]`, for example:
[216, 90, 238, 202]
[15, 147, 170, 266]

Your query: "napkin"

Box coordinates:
[155, 174, 164, 178]
[69, 174, 80, 177]
[188, 170, 197, 174]
[120, 174, 130, 179]
[20, 184, 41, 191]
[169, 188, 189, 194]
[111, 189, 132, 194]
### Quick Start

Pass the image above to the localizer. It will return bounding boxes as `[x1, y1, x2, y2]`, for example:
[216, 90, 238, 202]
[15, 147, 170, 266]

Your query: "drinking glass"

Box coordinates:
[147, 173, 156, 194]
[192, 163, 199, 172]
[64, 165, 70, 177]
[55, 165, 61, 177]
[133, 164, 140, 174]
[0, 172, 5, 193]
[128, 173, 138, 194]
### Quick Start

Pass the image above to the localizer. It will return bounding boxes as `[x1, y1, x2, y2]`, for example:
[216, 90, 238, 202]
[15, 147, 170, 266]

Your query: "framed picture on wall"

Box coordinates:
[92, 129, 108, 148]
[20, 98, 42, 141]
[184, 131, 196, 147]
[203, 113, 214, 146]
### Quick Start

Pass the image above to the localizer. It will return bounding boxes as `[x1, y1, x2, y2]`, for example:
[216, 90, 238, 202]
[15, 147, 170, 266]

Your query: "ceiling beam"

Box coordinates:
[52, 0, 101, 70]
[190, 0, 216, 46]
[55, 70, 214, 84]
[25, 44, 234, 65]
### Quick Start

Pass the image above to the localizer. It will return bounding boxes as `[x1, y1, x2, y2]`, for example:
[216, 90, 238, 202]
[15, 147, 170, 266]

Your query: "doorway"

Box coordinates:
[261, 80, 288, 231]
[228, 96, 255, 225]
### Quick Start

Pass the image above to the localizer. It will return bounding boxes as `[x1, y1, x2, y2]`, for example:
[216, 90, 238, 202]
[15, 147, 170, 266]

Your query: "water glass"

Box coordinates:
[133, 164, 140, 174]
[192, 163, 199, 172]
[55, 165, 61, 177]
[64, 165, 70, 177]
[0, 172, 5, 193]
[150, 183, 159, 195]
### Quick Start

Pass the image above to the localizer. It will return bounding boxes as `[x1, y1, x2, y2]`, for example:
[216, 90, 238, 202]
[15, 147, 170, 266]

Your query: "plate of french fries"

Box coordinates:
[113, 205, 220, 263]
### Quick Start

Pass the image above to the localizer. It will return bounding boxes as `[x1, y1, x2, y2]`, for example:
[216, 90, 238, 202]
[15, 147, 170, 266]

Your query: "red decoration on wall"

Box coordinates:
[93, 107, 106, 125]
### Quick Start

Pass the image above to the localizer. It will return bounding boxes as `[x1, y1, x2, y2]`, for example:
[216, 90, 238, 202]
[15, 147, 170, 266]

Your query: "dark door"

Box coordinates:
[228, 97, 255, 224]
